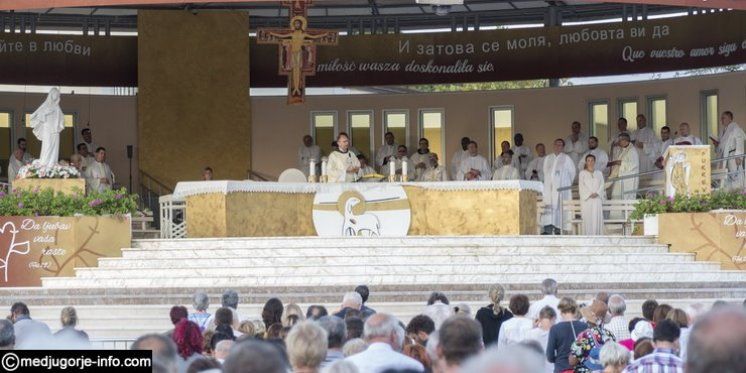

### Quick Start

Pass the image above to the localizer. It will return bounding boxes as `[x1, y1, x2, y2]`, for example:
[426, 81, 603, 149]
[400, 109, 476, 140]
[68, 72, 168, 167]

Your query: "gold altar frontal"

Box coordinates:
[177, 181, 540, 237]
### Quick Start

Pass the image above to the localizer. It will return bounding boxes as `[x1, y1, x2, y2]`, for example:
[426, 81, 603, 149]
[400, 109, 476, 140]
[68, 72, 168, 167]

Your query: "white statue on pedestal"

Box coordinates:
[29, 87, 64, 167]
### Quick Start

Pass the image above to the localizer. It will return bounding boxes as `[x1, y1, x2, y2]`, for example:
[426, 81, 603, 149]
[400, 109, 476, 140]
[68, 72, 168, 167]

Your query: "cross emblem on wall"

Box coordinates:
[256, 0, 339, 104]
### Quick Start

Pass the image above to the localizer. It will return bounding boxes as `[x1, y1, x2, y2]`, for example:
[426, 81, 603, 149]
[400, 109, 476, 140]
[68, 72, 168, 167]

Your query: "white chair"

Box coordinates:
[278, 168, 307, 183]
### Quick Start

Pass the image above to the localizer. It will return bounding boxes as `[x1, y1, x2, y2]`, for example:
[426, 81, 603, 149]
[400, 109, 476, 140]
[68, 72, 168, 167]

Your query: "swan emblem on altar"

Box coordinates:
[341, 196, 380, 237]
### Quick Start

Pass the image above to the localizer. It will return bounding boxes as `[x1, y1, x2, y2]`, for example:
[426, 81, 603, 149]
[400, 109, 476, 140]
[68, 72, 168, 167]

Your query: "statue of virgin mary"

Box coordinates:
[29, 87, 65, 166]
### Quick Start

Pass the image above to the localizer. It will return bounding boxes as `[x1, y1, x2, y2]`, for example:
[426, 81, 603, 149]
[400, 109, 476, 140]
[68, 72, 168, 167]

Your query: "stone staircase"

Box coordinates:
[1, 236, 745, 340]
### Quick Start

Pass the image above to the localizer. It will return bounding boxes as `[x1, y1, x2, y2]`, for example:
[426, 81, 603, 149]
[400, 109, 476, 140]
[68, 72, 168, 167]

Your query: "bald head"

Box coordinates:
[686, 307, 746, 373]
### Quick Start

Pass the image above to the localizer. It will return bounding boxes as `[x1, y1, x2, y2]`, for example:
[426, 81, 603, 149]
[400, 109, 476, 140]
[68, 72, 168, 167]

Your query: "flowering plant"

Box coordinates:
[630, 191, 746, 220]
[0, 187, 138, 216]
[16, 160, 80, 180]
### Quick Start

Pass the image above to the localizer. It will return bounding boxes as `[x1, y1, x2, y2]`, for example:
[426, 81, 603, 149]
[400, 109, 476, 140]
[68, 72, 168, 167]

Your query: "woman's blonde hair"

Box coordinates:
[488, 284, 506, 315]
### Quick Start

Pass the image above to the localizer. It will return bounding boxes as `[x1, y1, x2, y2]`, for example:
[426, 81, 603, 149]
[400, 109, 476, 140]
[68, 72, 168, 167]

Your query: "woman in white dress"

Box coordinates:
[579, 154, 605, 235]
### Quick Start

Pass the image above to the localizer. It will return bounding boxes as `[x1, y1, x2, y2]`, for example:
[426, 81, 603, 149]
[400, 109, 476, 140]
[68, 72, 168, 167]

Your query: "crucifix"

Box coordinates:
[257, 0, 338, 104]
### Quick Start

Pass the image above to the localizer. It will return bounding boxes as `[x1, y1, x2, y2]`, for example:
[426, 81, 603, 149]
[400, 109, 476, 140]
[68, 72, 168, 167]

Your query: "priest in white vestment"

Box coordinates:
[579, 154, 605, 235]
[410, 138, 432, 181]
[653, 126, 673, 182]
[17, 138, 33, 163]
[608, 134, 639, 218]
[511, 134, 532, 179]
[327, 133, 361, 183]
[609, 117, 630, 162]
[419, 153, 448, 182]
[631, 114, 660, 173]
[457, 141, 492, 181]
[673, 122, 702, 146]
[81, 128, 98, 157]
[494, 141, 520, 171]
[450, 137, 471, 180]
[525, 143, 546, 182]
[381, 145, 408, 176]
[713, 111, 746, 190]
[577, 137, 609, 177]
[356, 154, 377, 180]
[297, 135, 322, 176]
[84, 147, 114, 194]
[564, 121, 589, 165]
[76, 143, 95, 172]
[542, 139, 576, 235]
[375, 131, 398, 172]
[493, 151, 520, 180]
[7, 149, 27, 186]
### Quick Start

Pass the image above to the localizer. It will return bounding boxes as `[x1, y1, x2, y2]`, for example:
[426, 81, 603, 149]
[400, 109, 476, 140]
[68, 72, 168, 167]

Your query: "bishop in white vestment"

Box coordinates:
[579, 155, 605, 236]
[714, 112, 746, 190]
[542, 139, 577, 234]
[457, 141, 492, 181]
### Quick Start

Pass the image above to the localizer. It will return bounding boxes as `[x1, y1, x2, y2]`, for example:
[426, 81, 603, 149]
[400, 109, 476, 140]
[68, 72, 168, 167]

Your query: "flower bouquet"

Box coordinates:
[17, 161, 81, 180]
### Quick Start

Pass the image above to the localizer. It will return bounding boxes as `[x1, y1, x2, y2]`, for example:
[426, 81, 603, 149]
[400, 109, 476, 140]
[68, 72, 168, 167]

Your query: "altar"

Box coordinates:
[172, 180, 542, 237]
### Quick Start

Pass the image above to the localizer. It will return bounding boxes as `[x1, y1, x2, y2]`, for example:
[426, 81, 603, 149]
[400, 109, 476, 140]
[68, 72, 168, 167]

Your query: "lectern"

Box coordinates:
[663, 145, 711, 197]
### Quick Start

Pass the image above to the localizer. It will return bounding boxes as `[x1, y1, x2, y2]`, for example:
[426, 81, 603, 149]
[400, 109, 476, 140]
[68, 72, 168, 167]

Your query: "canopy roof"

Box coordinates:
[1, 1, 741, 33]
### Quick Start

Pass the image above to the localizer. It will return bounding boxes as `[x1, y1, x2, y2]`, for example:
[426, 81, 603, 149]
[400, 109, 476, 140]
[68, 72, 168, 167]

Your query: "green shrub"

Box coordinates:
[0, 187, 138, 216]
[630, 191, 746, 220]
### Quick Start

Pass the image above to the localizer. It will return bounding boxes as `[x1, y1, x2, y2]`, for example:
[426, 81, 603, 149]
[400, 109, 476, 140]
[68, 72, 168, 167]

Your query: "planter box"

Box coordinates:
[0, 214, 131, 287]
[643, 214, 659, 236]
[657, 211, 746, 270]
[13, 178, 85, 196]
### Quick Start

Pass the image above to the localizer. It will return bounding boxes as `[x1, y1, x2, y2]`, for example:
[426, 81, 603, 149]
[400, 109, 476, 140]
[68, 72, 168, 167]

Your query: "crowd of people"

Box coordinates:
[6, 127, 115, 194]
[294, 111, 744, 235]
[3, 282, 745, 373]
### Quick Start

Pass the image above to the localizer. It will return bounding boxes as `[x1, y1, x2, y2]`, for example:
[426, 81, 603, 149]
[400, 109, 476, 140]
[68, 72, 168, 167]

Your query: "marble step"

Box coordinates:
[98, 253, 697, 268]
[70, 262, 723, 279]
[6, 282, 746, 305]
[131, 236, 658, 250]
[41, 271, 746, 288]
[117, 245, 671, 259]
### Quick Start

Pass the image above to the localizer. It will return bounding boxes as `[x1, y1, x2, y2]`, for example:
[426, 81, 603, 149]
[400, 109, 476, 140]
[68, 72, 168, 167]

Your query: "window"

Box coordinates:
[310, 111, 337, 157]
[347, 111, 374, 159]
[24, 112, 75, 160]
[418, 109, 445, 162]
[0, 112, 11, 178]
[489, 106, 514, 165]
[383, 110, 409, 149]
[700, 91, 718, 143]
[617, 98, 638, 125]
[646, 96, 667, 134]
[589, 101, 609, 145]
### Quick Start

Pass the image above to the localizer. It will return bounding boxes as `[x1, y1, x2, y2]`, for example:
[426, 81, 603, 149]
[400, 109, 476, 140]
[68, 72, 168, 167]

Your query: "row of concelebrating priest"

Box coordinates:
[292, 111, 743, 236]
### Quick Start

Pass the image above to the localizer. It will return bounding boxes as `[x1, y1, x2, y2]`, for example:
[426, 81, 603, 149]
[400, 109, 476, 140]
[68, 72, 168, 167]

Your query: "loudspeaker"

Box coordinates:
[126, 145, 133, 159]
